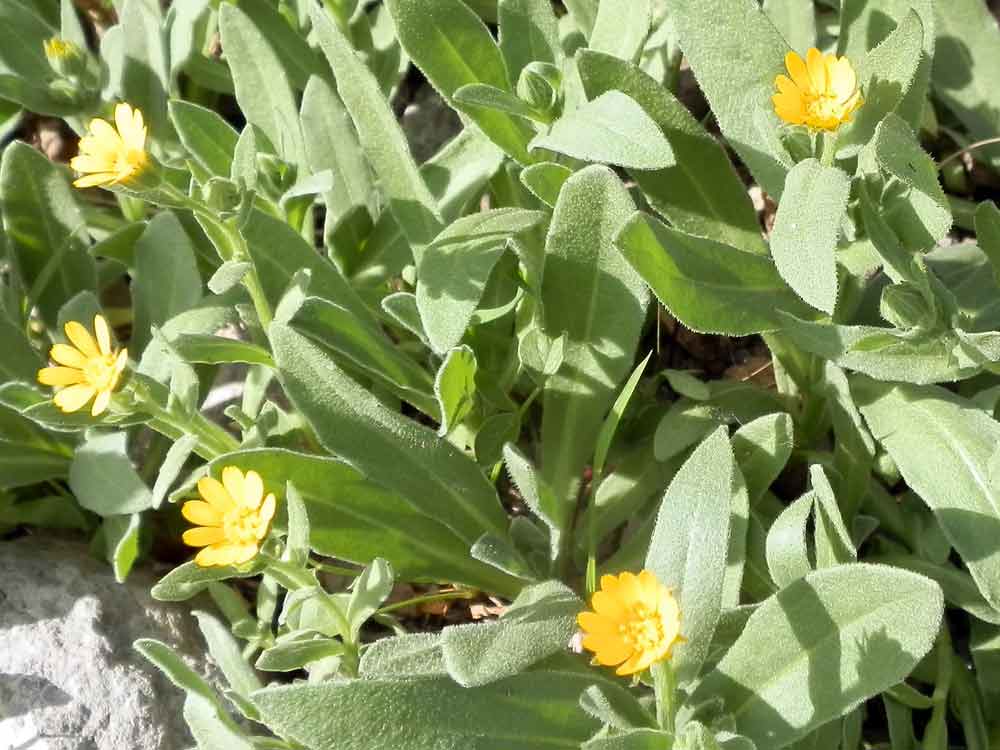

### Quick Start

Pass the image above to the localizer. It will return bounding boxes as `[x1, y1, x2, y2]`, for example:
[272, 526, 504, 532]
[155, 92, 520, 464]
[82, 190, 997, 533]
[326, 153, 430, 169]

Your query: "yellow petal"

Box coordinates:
[38, 366, 84, 386]
[830, 57, 857, 101]
[49, 343, 88, 368]
[90, 388, 111, 416]
[637, 570, 661, 606]
[785, 51, 810, 90]
[182, 500, 224, 526]
[222, 466, 246, 506]
[198, 476, 236, 513]
[229, 543, 259, 565]
[774, 74, 800, 96]
[53, 384, 95, 412]
[195, 543, 236, 567]
[616, 652, 645, 676]
[806, 47, 828, 92]
[255, 494, 276, 539]
[595, 641, 634, 667]
[578, 611, 618, 637]
[88, 117, 120, 144]
[94, 315, 112, 356]
[73, 173, 116, 188]
[183, 525, 227, 547]
[64, 321, 99, 358]
[70, 154, 115, 173]
[592, 590, 627, 621]
[616, 571, 643, 605]
[243, 470, 265, 508]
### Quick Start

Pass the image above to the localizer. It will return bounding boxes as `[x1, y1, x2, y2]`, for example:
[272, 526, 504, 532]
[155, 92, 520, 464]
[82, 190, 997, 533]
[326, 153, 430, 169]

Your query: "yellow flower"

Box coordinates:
[578, 570, 683, 676]
[37, 314, 127, 417]
[773, 49, 863, 131]
[182, 467, 277, 567]
[43, 37, 79, 60]
[70, 102, 149, 188]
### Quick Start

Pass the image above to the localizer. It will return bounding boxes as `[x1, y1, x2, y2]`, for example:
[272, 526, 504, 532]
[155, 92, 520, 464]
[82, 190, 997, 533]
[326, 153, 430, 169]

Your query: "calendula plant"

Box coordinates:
[3, 0, 1000, 747]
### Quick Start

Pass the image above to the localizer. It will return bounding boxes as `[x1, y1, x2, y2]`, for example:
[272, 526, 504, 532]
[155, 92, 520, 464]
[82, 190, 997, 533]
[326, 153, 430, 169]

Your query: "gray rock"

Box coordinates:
[0, 537, 208, 750]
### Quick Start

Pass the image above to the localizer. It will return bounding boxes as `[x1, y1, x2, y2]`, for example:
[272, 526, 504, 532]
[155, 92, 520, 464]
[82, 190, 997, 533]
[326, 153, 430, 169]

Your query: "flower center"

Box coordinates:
[618, 604, 666, 654]
[804, 91, 844, 124]
[115, 148, 147, 178]
[82, 353, 119, 391]
[223, 505, 261, 545]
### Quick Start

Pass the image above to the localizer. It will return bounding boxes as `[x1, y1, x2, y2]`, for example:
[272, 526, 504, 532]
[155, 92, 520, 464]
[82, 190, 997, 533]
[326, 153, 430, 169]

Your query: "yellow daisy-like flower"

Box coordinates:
[70, 102, 149, 188]
[578, 570, 683, 676]
[43, 37, 79, 60]
[182, 467, 277, 568]
[773, 49, 864, 132]
[37, 315, 128, 417]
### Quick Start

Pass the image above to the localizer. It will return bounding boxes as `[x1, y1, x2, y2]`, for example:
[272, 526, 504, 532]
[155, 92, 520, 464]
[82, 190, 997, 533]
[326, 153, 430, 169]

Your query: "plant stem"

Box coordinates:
[652, 661, 677, 735]
[820, 130, 839, 167]
[126, 378, 238, 460]
[377, 589, 476, 615]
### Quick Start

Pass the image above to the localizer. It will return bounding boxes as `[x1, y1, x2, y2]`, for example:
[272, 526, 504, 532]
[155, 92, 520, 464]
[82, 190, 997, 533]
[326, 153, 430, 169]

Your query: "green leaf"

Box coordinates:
[855, 379, 1000, 612]
[520, 161, 573, 207]
[69, 431, 152, 516]
[441, 580, 581, 686]
[103, 512, 141, 583]
[530, 91, 674, 170]
[503, 443, 563, 562]
[360, 632, 448, 679]
[172, 334, 274, 367]
[540, 165, 648, 521]
[252, 671, 605, 750]
[135, 638, 253, 750]
[589, 0, 651, 62]
[219, 3, 304, 164]
[732, 413, 794, 505]
[645, 427, 736, 684]
[836, 11, 923, 157]
[152, 559, 268, 602]
[839, 0, 934, 129]
[766, 493, 814, 589]
[120, 0, 172, 142]
[347, 559, 394, 637]
[169, 100, 240, 177]
[132, 212, 203, 354]
[232, 0, 323, 91]
[933, 0, 1000, 168]
[593, 351, 651, 478]
[310, 4, 443, 251]
[193, 610, 263, 701]
[615, 212, 810, 336]
[770, 159, 850, 314]
[763, 0, 815, 53]
[150, 434, 198, 509]
[0, 1, 55, 82]
[0, 308, 42, 384]
[498, 0, 562, 82]
[872, 114, 951, 251]
[270, 324, 510, 546]
[0, 141, 96, 326]
[300, 75, 375, 223]
[189, 449, 520, 596]
[242, 208, 378, 331]
[584, 730, 674, 750]
[577, 50, 767, 256]
[435, 346, 478, 437]
[256, 634, 343, 672]
[975, 201, 1000, 286]
[417, 208, 545, 353]
[0, 440, 70, 490]
[668, 0, 790, 196]
[453, 82, 543, 121]
[292, 296, 438, 418]
[692, 564, 943, 748]
[810, 466, 857, 568]
[579, 683, 657, 730]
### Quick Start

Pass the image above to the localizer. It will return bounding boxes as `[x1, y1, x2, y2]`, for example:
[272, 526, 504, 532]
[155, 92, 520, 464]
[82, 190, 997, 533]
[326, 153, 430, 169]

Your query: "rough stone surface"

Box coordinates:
[0, 537, 209, 750]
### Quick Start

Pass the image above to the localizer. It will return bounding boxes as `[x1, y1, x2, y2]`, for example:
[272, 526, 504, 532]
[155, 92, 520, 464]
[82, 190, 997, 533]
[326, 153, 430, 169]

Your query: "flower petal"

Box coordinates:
[592, 590, 627, 621]
[195, 543, 237, 567]
[182, 500, 223, 527]
[198, 476, 236, 513]
[255, 494, 276, 539]
[785, 51, 810, 90]
[183, 525, 227, 547]
[38, 366, 84, 387]
[222, 466, 246, 506]
[806, 47, 828, 92]
[90, 388, 111, 416]
[94, 314, 112, 356]
[53, 384, 95, 413]
[229, 543, 259, 565]
[243, 470, 265, 509]
[578, 611, 619, 637]
[64, 321, 99, 358]
[49, 343, 88, 368]
[615, 652, 645, 676]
